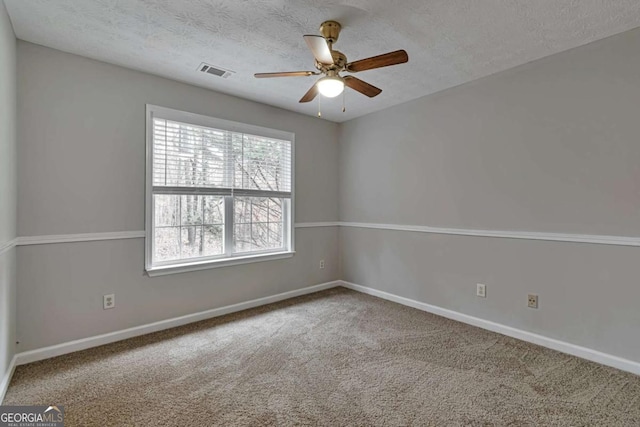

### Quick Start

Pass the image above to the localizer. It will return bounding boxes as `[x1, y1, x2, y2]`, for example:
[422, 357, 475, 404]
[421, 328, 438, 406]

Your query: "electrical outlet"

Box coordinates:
[527, 294, 538, 309]
[476, 283, 486, 298]
[103, 294, 115, 310]
[319, 260, 325, 269]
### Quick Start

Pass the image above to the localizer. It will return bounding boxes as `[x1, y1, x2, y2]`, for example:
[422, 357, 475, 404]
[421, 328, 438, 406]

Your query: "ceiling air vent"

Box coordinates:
[198, 63, 234, 78]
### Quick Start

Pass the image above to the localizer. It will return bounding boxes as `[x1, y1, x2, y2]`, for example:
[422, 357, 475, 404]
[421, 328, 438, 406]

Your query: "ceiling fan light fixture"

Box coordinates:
[316, 76, 344, 98]
[255, 20, 408, 105]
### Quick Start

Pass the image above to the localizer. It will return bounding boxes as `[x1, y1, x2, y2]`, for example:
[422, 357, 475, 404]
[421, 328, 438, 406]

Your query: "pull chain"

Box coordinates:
[342, 90, 346, 113]
[317, 95, 322, 118]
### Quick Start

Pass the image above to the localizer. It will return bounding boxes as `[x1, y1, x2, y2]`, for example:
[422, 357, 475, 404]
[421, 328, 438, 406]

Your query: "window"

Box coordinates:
[145, 105, 294, 276]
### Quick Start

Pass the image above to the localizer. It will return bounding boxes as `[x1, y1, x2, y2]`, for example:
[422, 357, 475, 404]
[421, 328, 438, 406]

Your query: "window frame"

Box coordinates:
[145, 105, 295, 277]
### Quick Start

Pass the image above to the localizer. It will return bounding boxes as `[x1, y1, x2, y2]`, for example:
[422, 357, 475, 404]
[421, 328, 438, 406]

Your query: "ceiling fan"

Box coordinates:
[254, 21, 408, 103]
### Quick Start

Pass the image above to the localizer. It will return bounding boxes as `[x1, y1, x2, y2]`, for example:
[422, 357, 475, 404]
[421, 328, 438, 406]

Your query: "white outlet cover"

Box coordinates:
[103, 294, 115, 310]
[477, 284, 486, 298]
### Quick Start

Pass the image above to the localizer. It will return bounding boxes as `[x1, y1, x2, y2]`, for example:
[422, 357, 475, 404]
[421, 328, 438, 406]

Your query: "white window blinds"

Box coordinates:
[152, 118, 292, 196]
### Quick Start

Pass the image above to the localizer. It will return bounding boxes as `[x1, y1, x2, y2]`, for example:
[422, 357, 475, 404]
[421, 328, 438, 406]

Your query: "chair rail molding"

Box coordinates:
[12, 222, 640, 247]
[0, 238, 17, 255]
[339, 221, 640, 247]
[17, 231, 146, 246]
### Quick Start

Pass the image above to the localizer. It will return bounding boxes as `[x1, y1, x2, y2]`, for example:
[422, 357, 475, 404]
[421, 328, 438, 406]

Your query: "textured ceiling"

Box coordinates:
[5, 0, 640, 122]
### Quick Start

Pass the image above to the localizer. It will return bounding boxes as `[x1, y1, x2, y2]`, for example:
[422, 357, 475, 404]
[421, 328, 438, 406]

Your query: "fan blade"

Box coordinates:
[255, 71, 318, 78]
[299, 83, 319, 103]
[343, 76, 382, 98]
[303, 35, 334, 65]
[345, 50, 408, 73]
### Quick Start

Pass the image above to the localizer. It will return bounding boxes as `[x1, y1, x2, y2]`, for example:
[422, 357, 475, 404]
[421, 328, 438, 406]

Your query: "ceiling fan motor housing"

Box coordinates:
[316, 50, 347, 74]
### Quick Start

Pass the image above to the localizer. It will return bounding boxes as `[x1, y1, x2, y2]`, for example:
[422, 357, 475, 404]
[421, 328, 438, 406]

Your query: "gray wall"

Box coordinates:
[16, 41, 339, 351]
[0, 1, 17, 377]
[15, 25, 640, 366]
[339, 28, 640, 362]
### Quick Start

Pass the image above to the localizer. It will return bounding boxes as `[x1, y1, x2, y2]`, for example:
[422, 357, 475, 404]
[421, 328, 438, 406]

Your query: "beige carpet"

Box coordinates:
[5, 288, 640, 426]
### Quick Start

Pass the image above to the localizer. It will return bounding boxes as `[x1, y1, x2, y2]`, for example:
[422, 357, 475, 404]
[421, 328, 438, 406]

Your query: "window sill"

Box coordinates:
[146, 251, 295, 277]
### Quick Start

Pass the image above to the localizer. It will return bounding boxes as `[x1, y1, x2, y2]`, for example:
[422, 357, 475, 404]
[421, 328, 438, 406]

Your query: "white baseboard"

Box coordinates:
[11, 279, 639, 380]
[0, 355, 17, 405]
[340, 281, 640, 376]
[15, 280, 341, 366]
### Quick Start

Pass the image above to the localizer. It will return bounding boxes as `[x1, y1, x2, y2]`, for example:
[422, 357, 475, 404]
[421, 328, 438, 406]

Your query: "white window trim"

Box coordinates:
[145, 105, 295, 276]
